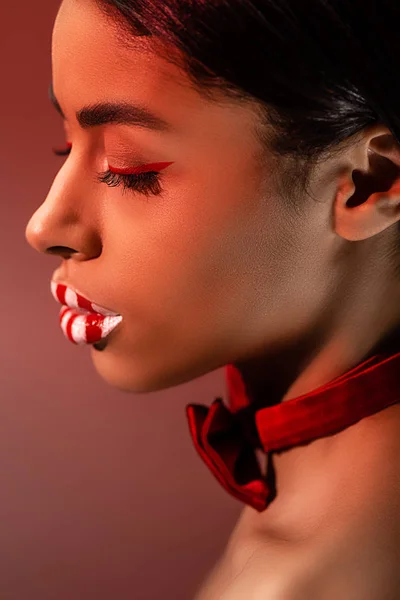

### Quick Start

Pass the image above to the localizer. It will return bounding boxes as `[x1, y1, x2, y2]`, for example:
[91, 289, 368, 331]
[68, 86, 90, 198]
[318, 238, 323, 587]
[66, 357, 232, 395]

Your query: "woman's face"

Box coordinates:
[26, 0, 338, 393]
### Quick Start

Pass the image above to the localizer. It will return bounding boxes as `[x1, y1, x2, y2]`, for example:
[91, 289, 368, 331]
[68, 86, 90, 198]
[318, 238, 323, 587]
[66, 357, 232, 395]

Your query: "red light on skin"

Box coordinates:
[108, 162, 174, 175]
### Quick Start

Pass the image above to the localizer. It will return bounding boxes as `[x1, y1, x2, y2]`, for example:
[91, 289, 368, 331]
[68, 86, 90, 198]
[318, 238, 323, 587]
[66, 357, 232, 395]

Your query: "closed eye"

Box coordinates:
[51, 143, 172, 197]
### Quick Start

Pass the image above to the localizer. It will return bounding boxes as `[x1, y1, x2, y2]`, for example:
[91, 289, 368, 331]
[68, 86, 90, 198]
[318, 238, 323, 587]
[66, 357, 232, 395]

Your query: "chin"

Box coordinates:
[88, 330, 221, 394]
[91, 347, 222, 396]
[90, 351, 154, 393]
[89, 345, 184, 394]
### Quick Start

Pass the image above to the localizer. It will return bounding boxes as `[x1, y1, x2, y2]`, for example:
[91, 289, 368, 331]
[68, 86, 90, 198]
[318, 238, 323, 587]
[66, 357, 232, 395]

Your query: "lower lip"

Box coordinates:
[59, 306, 123, 345]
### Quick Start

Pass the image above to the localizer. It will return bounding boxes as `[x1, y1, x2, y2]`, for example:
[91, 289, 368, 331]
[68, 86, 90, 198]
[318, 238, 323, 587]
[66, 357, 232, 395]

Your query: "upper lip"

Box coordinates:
[50, 280, 120, 316]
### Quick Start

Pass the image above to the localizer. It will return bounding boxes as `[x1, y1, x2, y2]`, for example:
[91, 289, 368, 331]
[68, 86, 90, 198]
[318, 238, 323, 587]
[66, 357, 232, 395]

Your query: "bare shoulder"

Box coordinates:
[193, 527, 323, 600]
[252, 534, 400, 600]
[192, 506, 316, 600]
[194, 503, 400, 600]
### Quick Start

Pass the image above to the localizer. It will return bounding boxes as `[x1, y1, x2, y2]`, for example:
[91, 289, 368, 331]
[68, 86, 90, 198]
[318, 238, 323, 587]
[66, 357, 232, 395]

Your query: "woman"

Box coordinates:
[25, 0, 400, 597]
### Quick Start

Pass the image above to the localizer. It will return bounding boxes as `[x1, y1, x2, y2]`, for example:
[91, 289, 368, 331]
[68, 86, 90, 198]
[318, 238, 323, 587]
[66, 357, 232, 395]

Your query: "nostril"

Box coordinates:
[46, 246, 77, 258]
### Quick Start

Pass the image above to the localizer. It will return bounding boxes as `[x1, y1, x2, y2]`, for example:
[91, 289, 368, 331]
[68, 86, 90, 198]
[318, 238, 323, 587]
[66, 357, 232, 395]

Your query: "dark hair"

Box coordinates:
[94, 0, 400, 256]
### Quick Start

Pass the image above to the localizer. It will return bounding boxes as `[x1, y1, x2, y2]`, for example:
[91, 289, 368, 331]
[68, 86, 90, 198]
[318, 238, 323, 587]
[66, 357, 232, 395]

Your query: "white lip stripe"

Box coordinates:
[60, 308, 74, 338]
[59, 306, 69, 325]
[64, 287, 79, 311]
[101, 315, 123, 337]
[50, 280, 58, 301]
[71, 314, 88, 344]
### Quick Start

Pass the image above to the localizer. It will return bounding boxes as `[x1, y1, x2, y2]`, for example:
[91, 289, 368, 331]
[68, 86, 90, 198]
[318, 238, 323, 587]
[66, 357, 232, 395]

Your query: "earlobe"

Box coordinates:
[333, 138, 400, 242]
[333, 173, 365, 242]
[334, 174, 400, 241]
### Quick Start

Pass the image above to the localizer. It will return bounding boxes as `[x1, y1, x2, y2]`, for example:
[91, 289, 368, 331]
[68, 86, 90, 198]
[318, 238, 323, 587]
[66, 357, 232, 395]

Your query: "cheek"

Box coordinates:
[98, 193, 251, 337]
[101, 163, 300, 326]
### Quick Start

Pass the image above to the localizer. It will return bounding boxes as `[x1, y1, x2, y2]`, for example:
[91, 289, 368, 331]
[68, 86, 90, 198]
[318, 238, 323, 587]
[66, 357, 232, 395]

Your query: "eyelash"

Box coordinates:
[52, 144, 163, 197]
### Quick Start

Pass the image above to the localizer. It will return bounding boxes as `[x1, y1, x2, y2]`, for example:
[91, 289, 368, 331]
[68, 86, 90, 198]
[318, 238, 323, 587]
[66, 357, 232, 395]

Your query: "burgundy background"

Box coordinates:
[1, 2, 241, 598]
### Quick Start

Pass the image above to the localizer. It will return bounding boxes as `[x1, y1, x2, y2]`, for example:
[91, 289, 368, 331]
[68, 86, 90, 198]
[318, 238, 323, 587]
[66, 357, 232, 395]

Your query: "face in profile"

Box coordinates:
[25, 0, 337, 394]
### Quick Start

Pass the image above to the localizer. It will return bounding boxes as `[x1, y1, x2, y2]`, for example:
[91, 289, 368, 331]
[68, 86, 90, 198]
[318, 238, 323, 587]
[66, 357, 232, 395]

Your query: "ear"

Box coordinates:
[333, 125, 400, 241]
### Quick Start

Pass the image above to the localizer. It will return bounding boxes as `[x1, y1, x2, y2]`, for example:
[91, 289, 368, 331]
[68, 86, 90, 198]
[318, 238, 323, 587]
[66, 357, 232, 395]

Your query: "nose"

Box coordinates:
[25, 166, 102, 261]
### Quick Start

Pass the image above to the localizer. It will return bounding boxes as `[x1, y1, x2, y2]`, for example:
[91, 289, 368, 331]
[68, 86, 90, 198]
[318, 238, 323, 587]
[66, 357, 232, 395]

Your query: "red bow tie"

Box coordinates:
[186, 351, 400, 512]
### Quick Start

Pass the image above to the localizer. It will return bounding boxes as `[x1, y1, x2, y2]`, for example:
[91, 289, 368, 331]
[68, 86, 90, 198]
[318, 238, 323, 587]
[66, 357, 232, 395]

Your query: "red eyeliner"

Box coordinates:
[108, 162, 174, 175]
[52, 141, 72, 155]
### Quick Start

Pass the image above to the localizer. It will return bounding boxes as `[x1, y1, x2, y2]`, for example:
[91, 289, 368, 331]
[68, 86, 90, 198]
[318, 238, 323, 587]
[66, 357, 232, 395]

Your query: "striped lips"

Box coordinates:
[50, 280, 123, 345]
[50, 281, 119, 316]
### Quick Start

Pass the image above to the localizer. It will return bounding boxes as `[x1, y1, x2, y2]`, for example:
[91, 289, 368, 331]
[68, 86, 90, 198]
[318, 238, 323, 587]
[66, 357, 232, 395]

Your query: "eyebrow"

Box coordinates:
[48, 81, 174, 133]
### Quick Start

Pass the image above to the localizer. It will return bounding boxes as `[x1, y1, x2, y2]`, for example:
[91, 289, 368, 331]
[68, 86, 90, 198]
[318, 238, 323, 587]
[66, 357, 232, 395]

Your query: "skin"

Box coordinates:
[26, 0, 400, 593]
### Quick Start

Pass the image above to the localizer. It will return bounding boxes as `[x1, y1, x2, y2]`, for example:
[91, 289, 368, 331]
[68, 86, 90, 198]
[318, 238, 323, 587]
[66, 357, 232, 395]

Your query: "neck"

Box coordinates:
[255, 397, 400, 544]
[231, 321, 400, 541]
[233, 318, 400, 408]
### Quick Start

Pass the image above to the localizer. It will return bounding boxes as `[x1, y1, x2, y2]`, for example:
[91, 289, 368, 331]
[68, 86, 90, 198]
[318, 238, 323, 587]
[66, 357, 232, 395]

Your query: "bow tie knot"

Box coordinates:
[186, 397, 275, 512]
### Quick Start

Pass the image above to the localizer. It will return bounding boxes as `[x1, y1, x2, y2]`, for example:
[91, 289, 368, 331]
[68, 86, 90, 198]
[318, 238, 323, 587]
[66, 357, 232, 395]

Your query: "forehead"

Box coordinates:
[52, 0, 266, 157]
[52, 0, 204, 126]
